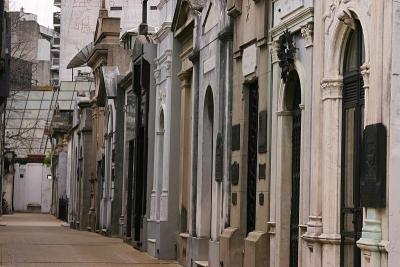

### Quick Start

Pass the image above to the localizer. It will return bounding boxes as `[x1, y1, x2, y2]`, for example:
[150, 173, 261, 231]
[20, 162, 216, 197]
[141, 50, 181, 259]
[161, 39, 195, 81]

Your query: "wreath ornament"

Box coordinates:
[277, 30, 296, 83]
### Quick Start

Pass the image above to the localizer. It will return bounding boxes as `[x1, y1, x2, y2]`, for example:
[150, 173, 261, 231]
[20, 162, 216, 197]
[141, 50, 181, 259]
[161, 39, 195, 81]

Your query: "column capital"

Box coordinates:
[270, 40, 280, 64]
[321, 78, 343, 101]
[361, 63, 370, 89]
[177, 71, 192, 90]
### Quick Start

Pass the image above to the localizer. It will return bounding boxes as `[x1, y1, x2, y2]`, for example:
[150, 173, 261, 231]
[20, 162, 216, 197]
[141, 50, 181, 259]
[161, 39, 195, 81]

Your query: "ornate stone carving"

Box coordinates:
[154, 68, 161, 83]
[165, 60, 172, 77]
[301, 22, 314, 48]
[270, 40, 280, 64]
[361, 63, 370, 89]
[158, 87, 167, 104]
[321, 79, 343, 101]
[324, 0, 355, 33]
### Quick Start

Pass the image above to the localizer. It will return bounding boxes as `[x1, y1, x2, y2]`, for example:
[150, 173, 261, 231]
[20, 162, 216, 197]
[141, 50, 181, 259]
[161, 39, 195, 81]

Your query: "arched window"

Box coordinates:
[340, 20, 364, 267]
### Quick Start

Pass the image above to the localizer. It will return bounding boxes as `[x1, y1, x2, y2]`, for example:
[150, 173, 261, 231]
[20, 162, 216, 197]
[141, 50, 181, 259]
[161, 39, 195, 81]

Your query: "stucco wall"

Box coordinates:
[13, 163, 52, 213]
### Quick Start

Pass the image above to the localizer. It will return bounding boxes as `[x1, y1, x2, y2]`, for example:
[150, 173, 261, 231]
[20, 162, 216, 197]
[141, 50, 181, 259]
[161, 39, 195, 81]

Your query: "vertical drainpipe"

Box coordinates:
[189, 9, 201, 238]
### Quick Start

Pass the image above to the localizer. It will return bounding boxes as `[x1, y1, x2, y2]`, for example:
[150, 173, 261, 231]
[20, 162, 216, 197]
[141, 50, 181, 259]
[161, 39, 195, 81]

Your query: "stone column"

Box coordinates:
[320, 79, 342, 267]
[176, 70, 192, 266]
[357, 62, 385, 266]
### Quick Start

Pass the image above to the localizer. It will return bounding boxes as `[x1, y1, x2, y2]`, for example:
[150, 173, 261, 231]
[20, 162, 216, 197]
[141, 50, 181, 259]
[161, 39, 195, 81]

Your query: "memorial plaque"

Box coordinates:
[232, 124, 240, 151]
[361, 123, 387, 208]
[232, 192, 237, 206]
[242, 44, 257, 76]
[259, 193, 264, 206]
[259, 163, 266, 180]
[231, 162, 239, 185]
[215, 133, 224, 182]
[258, 110, 268, 153]
[273, 0, 304, 27]
[203, 56, 216, 74]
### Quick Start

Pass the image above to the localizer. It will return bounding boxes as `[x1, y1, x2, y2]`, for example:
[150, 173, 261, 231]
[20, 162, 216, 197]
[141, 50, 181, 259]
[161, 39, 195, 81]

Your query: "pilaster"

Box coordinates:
[320, 79, 342, 267]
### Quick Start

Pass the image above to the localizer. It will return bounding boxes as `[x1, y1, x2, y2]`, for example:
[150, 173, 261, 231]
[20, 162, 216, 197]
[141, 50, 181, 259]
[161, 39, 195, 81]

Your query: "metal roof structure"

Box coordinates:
[5, 81, 93, 158]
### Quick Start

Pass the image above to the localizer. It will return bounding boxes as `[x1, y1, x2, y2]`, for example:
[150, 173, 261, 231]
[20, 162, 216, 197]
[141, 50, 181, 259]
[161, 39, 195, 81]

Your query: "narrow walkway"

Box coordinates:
[0, 213, 180, 266]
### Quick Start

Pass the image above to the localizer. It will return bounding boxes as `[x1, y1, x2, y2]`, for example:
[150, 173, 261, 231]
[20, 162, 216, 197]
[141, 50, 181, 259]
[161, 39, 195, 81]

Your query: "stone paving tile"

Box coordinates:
[0, 213, 181, 267]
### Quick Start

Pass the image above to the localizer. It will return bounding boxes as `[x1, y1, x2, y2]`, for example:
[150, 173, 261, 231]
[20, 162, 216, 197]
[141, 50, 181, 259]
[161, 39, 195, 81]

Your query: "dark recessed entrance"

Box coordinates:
[246, 82, 258, 234]
[340, 20, 364, 267]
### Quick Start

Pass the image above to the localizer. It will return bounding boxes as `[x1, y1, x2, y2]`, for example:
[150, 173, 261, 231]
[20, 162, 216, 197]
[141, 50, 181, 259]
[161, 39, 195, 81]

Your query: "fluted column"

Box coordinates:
[320, 78, 342, 267]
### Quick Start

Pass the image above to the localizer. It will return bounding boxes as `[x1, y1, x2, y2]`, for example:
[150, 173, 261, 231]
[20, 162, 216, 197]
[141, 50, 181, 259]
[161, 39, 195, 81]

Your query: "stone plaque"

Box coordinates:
[242, 44, 257, 76]
[232, 192, 237, 206]
[215, 133, 223, 182]
[258, 110, 268, 153]
[203, 56, 216, 74]
[232, 124, 240, 151]
[259, 163, 266, 180]
[273, 0, 303, 26]
[361, 123, 387, 208]
[231, 162, 239, 185]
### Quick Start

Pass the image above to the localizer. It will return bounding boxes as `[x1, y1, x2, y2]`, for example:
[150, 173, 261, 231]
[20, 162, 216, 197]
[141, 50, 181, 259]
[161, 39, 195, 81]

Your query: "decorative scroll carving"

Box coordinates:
[270, 40, 280, 64]
[324, 0, 354, 34]
[277, 30, 296, 82]
[301, 22, 314, 48]
[361, 63, 370, 89]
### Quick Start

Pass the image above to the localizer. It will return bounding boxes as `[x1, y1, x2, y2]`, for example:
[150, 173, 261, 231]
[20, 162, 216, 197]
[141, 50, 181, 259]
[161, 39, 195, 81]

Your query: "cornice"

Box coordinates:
[155, 22, 172, 41]
[271, 7, 314, 39]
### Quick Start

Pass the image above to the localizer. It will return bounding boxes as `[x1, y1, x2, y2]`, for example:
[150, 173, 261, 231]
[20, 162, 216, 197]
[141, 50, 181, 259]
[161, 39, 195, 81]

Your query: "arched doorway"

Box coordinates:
[284, 70, 302, 267]
[201, 87, 214, 237]
[340, 20, 364, 267]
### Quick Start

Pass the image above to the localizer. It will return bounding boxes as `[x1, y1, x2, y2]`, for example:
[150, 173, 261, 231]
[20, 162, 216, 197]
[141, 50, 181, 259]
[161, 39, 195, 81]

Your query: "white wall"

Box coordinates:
[37, 39, 51, 61]
[14, 163, 52, 213]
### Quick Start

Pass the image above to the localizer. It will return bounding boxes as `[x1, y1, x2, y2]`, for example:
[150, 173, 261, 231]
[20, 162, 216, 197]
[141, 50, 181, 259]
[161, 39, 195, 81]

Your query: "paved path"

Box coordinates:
[0, 213, 181, 267]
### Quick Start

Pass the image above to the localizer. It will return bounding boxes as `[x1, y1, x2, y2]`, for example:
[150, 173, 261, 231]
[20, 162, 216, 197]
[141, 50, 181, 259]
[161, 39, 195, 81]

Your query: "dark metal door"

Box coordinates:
[246, 83, 258, 234]
[126, 140, 134, 239]
[133, 126, 145, 244]
[289, 85, 301, 267]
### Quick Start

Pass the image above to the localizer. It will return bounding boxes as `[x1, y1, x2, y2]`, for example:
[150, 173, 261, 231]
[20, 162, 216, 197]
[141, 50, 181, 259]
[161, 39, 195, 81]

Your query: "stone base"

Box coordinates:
[220, 227, 244, 267]
[187, 236, 209, 267]
[244, 231, 268, 267]
[177, 233, 189, 266]
[209, 240, 220, 267]
[147, 238, 157, 258]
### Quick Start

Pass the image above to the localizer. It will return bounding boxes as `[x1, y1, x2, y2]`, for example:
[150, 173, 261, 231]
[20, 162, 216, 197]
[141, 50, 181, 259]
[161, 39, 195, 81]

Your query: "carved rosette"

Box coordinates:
[301, 22, 314, 48]
[321, 79, 343, 101]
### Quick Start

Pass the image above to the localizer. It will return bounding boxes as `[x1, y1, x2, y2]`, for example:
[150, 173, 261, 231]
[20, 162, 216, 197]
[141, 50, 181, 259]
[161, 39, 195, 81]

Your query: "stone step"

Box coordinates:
[194, 261, 209, 267]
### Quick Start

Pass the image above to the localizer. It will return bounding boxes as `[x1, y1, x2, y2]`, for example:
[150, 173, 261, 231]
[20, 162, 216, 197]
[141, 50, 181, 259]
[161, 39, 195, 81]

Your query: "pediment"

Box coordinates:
[172, 0, 194, 34]
[202, 1, 218, 34]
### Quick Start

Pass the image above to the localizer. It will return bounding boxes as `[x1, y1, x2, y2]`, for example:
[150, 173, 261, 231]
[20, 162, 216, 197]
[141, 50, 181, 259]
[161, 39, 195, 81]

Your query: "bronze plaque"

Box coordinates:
[232, 124, 240, 151]
[231, 162, 239, 185]
[258, 110, 268, 153]
[215, 133, 223, 182]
